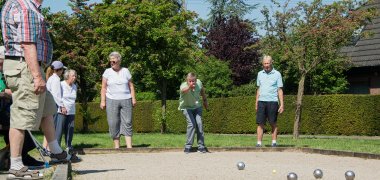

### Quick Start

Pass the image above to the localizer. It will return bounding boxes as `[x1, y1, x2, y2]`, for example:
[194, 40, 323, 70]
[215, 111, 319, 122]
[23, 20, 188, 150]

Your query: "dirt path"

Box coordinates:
[72, 151, 380, 179]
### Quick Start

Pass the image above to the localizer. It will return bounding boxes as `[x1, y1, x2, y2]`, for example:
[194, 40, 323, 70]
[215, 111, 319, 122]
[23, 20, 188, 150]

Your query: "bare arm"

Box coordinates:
[278, 87, 284, 113]
[128, 80, 136, 107]
[22, 42, 45, 95]
[200, 87, 208, 110]
[255, 88, 260, 112]
[100, 77, 107, 109]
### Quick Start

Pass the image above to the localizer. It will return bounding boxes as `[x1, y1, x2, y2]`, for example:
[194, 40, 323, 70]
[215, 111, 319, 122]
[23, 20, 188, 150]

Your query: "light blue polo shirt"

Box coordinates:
[256, 68, 283, 102]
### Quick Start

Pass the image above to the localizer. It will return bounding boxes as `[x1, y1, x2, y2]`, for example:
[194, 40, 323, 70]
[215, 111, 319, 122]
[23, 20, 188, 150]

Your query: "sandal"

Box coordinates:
[7, 166, 43, 179]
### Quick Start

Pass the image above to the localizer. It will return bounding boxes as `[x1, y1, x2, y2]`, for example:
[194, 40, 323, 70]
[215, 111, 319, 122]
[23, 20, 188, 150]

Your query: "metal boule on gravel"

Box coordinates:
[345, 170, 355, 180]
[236, 162, 245, 170]
[313, 169, 323, 179]
[287, 172, 298, 180]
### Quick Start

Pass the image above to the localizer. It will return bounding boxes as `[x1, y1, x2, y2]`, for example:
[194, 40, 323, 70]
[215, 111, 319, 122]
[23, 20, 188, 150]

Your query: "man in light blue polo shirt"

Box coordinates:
[255, 55, 284, 147]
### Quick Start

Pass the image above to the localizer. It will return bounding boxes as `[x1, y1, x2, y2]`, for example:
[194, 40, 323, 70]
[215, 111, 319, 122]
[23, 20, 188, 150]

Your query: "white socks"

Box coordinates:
[10, 157, 24, 170]
[257, 140, 277, 145]
[48, 140, 63, 154]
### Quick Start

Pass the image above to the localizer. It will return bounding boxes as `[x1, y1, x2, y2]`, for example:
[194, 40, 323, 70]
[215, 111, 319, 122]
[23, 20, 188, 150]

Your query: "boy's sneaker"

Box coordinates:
[184, 148, 191, 154]
[271, 143, 277, 147]
[197, 147, 207, 153]
[50, 151, 71, 163]
[255, 144, 262, 147]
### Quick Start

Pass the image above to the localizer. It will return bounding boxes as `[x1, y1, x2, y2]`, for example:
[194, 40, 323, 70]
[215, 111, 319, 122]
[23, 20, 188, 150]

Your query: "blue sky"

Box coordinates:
[44, 0, 337, 19]
[43, 0, 337, 35]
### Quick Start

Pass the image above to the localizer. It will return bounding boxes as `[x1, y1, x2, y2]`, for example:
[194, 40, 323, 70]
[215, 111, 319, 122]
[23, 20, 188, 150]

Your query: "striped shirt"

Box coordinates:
[1, 0, 53, 63]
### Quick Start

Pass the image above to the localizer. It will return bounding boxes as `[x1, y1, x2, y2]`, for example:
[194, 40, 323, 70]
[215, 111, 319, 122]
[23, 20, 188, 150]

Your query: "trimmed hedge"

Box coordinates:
[74, 95, 380, 135]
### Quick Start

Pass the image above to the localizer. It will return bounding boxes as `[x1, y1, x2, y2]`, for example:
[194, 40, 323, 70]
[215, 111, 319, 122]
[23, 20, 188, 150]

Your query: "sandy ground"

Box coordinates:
[72, 151, 380, 180]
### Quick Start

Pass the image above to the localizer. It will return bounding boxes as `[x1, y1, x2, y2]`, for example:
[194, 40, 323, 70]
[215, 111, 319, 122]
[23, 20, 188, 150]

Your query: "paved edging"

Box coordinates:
[52, 162, 71, 180]
[77, 147, 380, 160]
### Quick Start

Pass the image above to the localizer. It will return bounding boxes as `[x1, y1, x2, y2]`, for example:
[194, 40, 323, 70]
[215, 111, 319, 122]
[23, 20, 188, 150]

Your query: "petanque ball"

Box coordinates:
[236, 162, 245, 170]
[313, 169, 323, 179]
[287, 172, 298, 180]
[345, 170, 355, 180]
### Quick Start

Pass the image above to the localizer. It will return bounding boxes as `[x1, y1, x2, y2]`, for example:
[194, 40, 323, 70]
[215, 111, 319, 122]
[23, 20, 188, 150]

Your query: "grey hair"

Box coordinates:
[109, 51, 122, 62]
[186, 72, 196, 80]
[64, 69, 77, 80]
[262, 55, 273, 63]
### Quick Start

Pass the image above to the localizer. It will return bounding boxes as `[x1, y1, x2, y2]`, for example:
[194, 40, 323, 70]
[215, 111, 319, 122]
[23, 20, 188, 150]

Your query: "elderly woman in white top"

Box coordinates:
[100, 52, 136, 149]
[55, 69, 77, 153]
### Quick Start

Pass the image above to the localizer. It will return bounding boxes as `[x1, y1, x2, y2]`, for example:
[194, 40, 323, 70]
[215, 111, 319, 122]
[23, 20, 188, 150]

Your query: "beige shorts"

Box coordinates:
[3, 59, 56, 130]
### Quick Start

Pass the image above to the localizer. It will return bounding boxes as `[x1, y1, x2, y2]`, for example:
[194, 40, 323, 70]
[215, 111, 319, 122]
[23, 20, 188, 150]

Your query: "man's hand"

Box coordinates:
[33, 76, 46, 95]
[278, 105, 284, 114]
[188, 80, 196, 91]
[203, 100, 209, 110]
[255, 102, 258, 112]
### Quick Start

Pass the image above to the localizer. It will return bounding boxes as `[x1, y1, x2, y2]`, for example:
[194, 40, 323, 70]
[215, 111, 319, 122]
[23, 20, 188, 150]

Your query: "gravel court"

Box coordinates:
[72, 151, 380, 180]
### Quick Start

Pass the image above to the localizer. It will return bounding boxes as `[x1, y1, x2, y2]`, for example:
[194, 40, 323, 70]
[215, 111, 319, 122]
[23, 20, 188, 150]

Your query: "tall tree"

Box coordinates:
[260, 0, 376, 138]
[203, 0, 260, 86]
[48, 0, 99, 131]
[203, 17, 260, 85]
[90, 0, 197, 133]
[207, 0, 256, 28]
[185, 50, 233, 98]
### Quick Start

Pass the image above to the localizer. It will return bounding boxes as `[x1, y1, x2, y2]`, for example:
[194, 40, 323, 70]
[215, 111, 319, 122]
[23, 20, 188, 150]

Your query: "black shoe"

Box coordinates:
[256, 144, 262, 147]
[197, 147, 207, 153]
[70, 153, 82, 163]
[50, 151, 71, 163]
[184, 148, 191, 154]
[271, 143, 277, 147]
[22, 154, 44, 167]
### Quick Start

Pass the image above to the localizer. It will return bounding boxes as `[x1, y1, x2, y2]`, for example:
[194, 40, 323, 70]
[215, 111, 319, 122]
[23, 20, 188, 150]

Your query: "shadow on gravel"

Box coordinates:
[75, 168, 125, 175]
[73, 143, 100, 149]
[123, 144, 151, 148]
[263, 145, 296, 148]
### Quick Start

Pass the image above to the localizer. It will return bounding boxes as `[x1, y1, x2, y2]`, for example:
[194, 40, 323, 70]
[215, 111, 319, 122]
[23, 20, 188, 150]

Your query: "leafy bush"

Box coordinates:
[229, 83, 257, 97]
[186, 55, 233, 98]
[76, 95, 380, 135]
[136, 92, 157, 101]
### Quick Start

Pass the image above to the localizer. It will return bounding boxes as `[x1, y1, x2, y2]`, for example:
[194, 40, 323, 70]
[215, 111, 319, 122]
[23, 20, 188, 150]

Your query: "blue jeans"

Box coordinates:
[54, 113, 75, 150]
[182, 107, 205, 149]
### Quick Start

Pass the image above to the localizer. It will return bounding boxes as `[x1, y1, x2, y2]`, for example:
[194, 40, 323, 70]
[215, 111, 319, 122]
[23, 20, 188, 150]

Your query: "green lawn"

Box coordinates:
[2, 133, 378, 154]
